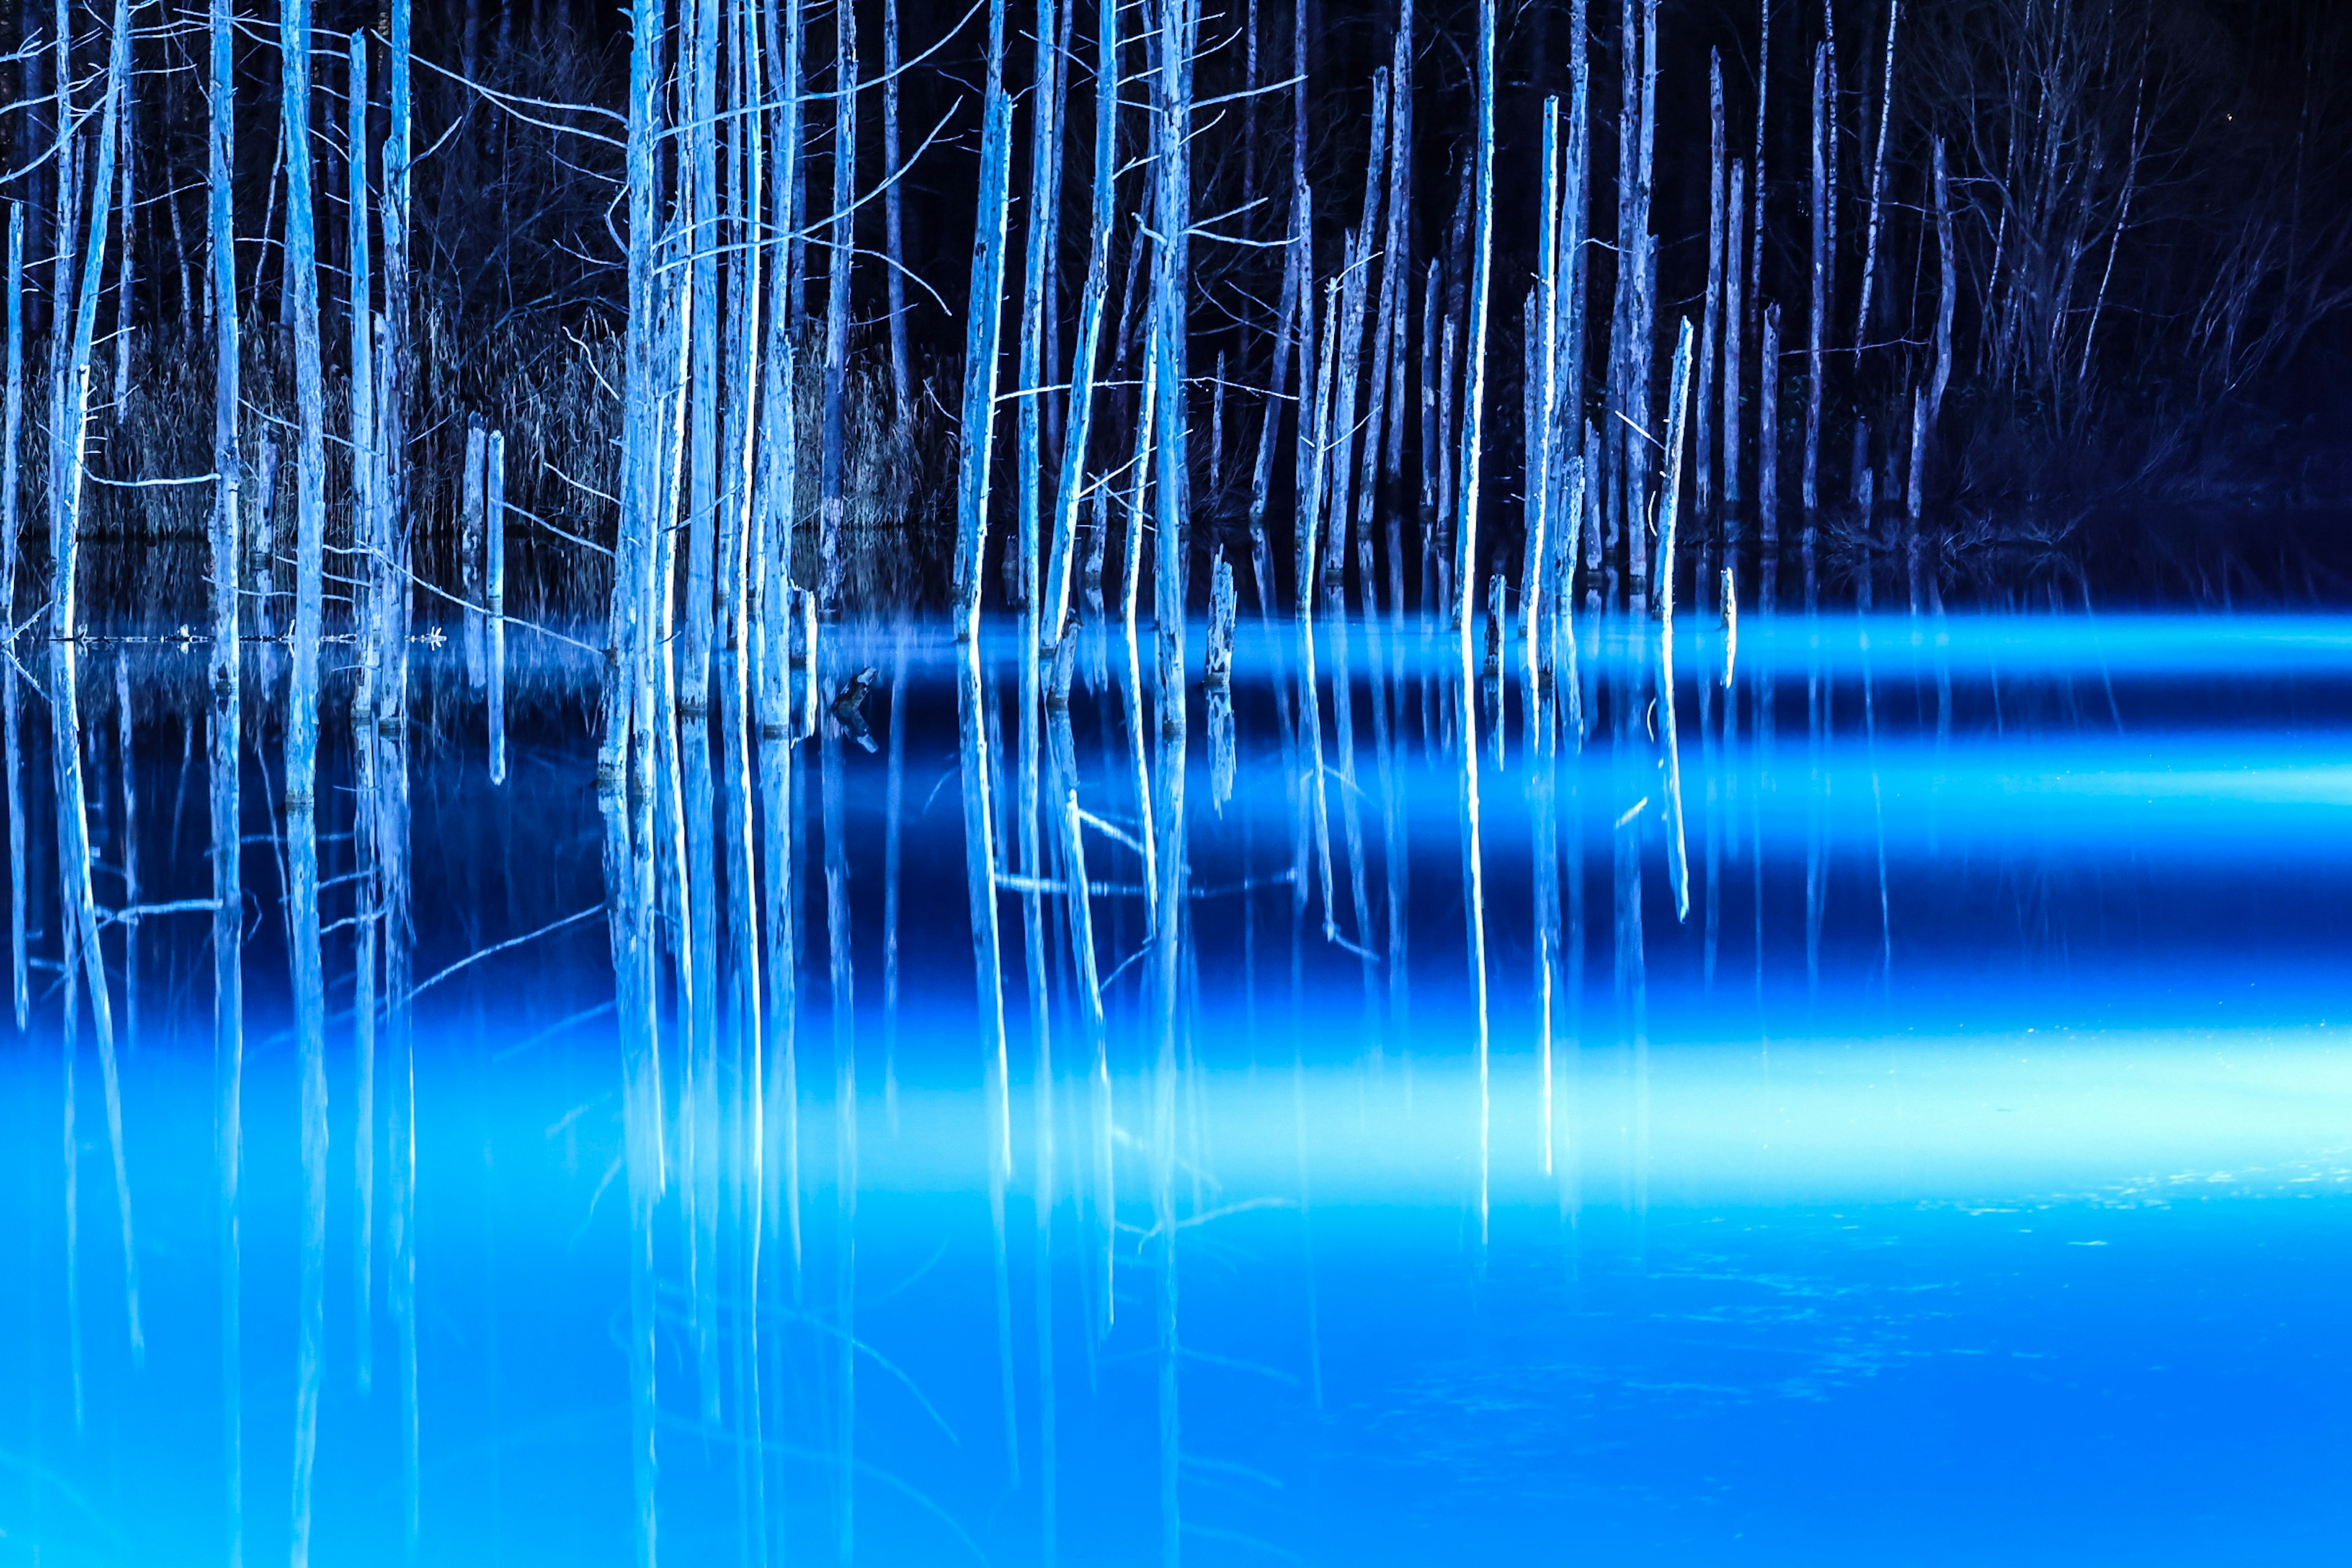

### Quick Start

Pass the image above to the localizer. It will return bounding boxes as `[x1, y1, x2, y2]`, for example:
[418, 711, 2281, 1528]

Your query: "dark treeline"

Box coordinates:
[4, 0, 2350, 630]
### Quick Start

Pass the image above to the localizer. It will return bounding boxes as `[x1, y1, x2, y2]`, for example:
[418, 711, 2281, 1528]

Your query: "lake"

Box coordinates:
[4, 607, 2351, 1564]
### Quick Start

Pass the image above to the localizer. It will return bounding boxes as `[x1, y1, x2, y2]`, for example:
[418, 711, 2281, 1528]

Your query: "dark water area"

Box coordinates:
[6, 608, 2352, 1564]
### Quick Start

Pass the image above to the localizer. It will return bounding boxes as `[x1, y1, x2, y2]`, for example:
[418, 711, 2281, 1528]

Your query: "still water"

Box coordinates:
[4, 609, 2351, 1564]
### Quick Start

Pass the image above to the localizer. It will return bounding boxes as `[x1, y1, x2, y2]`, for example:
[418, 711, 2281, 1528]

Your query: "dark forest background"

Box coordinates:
[10, 0, 2352, 619]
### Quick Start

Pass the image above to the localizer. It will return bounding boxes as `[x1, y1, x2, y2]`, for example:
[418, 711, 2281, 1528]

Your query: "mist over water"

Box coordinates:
[5, 608, 2351, 1564]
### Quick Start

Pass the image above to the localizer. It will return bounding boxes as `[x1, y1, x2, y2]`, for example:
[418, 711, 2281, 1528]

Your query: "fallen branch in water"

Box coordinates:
[409, 905, 604, 1001]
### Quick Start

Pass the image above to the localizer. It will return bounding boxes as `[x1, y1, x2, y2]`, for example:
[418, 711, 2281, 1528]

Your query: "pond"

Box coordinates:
[4, 607, 2351, 1565]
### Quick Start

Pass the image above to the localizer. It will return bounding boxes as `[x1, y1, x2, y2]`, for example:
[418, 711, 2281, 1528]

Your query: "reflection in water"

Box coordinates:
[4, 613, 2352, 1562]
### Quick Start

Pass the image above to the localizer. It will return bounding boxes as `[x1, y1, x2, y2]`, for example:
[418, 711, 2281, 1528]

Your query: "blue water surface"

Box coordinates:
[4, 609, 2351, 1565]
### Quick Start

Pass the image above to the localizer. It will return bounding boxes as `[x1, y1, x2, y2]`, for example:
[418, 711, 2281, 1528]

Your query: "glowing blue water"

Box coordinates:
[4, 611, 2350, 1564]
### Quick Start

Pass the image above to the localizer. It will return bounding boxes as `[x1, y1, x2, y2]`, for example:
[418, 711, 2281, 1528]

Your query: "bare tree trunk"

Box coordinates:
[817, 0, 856, 608]
[50, 0, 138, 1381]
[279, 0, 330, 1544]
[757, 0, 808, 1323]
[1150, 0, 1193, 712]
[1723, 159, 1745, 601]
[602, 0, 668, 1553]
[719, 0, 769, 1524]
[881, 0, 911, 432]
[1419, 261, 1440, 614]
[1603, 0, 1634, 609]
[1654, 333, 1692, 918]
[1523, 100, 1559, 677]
[1, 205, 23, 1033]
[1561, 0, 1590, 621]
[487, 429, 506, 783]
[110, 32, 134, 415]
[1856, 0, 1898, 350]
[1017, 0, 1063, 619]
[1295, 179, 1322, 614]
[1012, 0, 1066, 1533]
[1300, 281, 1338, 617]
[1359, 2, 1412, 615]
[1805, 44, 1827, 552]
[1044, 0, 1119, 646]
[380, 42, 417, 1520]
[1759, 300, 1779, 613]
[1246, 175, 1300, 615]
[1452, 0, 1495, 631]
[1322, 71, 1389, 592]
[384, 0, 411, 711]
[1697, 53, 1724, 595]
[206, 0, 246, 1541]
[1450, 0, 1499, 1251]
[956, 2, 1015, 638]
[48, 0, 71, 623]
[1654, 317, 1696, 619]
[344, 28, 377, 1404]
[1622, 0, 1661, 609]
[1931, 135, 1954, 422]
[462, 419, 487, 686]
[1751, 0, 1768, 324]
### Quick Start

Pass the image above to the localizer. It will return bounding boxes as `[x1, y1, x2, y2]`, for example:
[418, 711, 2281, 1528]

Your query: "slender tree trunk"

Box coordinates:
[487, 430, 507, 782]
[462, 420, 487, 685]
[1560, 0, 1589, 611]
[48, 0, 70, 624]
[1698, 55, 1724, 592]
[1525, 100, 1560, 673]
[1017, 0, 1062, 619]
[954, 1, 1016, 637]
[1451, 0, 1494, 631]
[1, 205, 23, 1033]
[1149, 21, 1198, 1553]
[720, 0, 770, 1528]
[1447, 0, 1498, 1249]
[1247, 178, 1301, 624]
[1723, 159, 1745, 600]
[55, 0, 135, 1296]
[344, 30, 378, 1401]
[111, 32, 134, 415]
[1012, 0, 1066, 1536]
[384, 0, 411, 665]
[1151, 0, 1192, 704]
[1931, 137, 1953, 423]
[1044, 0, 1120, 646]
[674, 2, 725, 1430]
[1855, 0, 1898, 350]
[1360, 3, 1412, 615]
[817, 0, 856, 608]
[206, 0, 246, 1543]
[1321, 72, 1387, 592]
[755, 0, 808, 1329]
[601, 0, 669, 1559]
[1759, 300, 1779, 613]
[1654, 326, 1694, 919]
[882, 0, 911, 431]
[1418, 260, 1440, 613]
[1804, 44, 1826, 546]
[1626, 0, 1660, 608]
[1654, 317, 1695, 619]
[380, 56, 417, 1516]
[279, 0, 330, 1545]
[1752, 0, 1768, 328]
